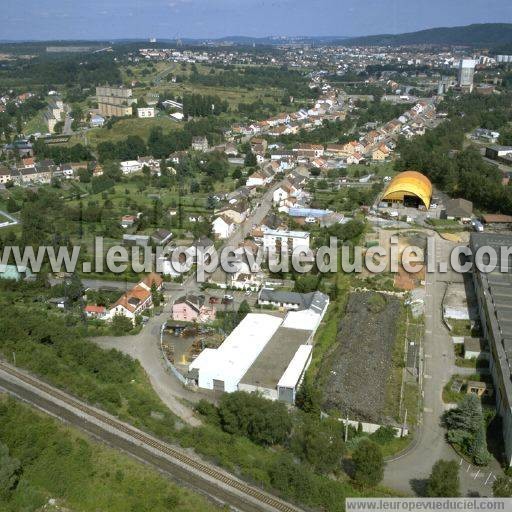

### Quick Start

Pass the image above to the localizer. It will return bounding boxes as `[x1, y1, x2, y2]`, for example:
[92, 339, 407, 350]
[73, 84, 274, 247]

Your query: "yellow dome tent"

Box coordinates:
[382, 171, 432, 209]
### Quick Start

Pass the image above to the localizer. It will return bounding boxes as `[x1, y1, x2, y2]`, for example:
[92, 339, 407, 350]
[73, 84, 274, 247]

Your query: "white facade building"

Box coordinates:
[137, 107, 156, 118]
[263, 228, 310, 254]
[120, 160, 143, 174]
[212, 216, 235, 239]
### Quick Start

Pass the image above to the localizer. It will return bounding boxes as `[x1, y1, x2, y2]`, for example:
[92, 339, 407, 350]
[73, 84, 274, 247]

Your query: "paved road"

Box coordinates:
[63, 114, 74, 136]
[383, 235, 501, 496]
[0, 361, 302, 512]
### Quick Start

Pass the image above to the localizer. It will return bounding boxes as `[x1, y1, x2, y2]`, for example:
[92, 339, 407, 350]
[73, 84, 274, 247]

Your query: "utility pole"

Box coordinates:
[344, 414, 349, 442]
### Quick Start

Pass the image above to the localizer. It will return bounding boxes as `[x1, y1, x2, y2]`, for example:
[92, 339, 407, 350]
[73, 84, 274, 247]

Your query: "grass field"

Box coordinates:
[24, 109, 48, 135]
[82, 116, 183, 146]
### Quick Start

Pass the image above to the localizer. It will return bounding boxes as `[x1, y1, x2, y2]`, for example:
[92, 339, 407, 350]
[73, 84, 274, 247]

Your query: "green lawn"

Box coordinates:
[82, 116, 183, 146]
[24, 109, 48, 135]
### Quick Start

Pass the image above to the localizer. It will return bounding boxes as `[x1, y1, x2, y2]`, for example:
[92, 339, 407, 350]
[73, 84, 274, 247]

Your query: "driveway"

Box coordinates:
[92, 300, 202, 427]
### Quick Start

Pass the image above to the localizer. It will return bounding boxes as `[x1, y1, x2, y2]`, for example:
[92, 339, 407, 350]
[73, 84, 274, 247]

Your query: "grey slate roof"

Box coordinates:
[258, 288, 328, 314]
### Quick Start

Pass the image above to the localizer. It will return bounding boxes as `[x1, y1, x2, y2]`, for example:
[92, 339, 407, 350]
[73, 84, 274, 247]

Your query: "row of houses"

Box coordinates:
[0, 159, 102, 185]
[85, 273, 164, 323]
[229, 90, 346, 140]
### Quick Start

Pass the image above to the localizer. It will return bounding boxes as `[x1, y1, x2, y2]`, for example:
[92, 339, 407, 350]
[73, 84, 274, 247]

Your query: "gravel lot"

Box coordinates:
[322, 291, 401, 424]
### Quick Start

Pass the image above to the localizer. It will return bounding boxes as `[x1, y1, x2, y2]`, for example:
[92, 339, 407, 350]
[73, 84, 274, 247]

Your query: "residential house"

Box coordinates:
[342, 141, 364, 155]
[346, 152, 364, 165]
[212, 215, 236, 239]
[294, 143, 324, 158]
[120, 160, 143, 174]
[138, 156, 161, 174]
[84, 305, 109, 319]
[109, 273, 163, 322]
[122, 234, 150, 247]
[90, 114, 105, 128]
[0, 166, 13, 185]
[172, 295, 216, 323]
[151, 229, 173, 246]
[263, 228, 310, 254]
[121, 215, 137, 228]
[325, 144, 348, 157]
[371, 145, 390, 161]
[185, 237, 215, 263]
[137, 107, 156, 118]
[191, 136, 209, 152]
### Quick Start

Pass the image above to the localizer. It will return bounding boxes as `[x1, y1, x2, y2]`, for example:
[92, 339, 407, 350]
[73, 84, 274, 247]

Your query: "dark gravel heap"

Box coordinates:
[322, 291, 401, 424]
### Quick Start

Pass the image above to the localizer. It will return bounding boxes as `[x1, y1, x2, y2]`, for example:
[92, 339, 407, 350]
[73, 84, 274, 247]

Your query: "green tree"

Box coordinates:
[443, 394, 490, 464]
[0, 441, 21, 499]
[291, 415, 345, 474]
[218, 392, 292, 446]
[151, 282, 161, 308]
[352, 439, 384, 487]
[111, 314, 133, 335]
[236, 300, 251, 324]
[244, 151, 257, 167]
[295, 375, 321, 414]
[426, 460, 460, 497]
[493, 476, 512, 497]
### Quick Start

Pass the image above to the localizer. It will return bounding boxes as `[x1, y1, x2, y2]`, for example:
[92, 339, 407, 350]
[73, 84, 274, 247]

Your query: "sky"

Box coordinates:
[2, 0, 512, 41]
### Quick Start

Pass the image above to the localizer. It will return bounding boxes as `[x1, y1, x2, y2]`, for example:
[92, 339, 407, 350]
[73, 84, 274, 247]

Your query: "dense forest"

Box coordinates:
[0, 54, 121, 88]
[341, 23, 512, 47]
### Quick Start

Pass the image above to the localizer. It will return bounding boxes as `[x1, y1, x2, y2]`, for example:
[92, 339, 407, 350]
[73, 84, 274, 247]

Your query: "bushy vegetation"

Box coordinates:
[0, 398, 217, 512]
[97, 117, 228, 161]
[426, 460, 460, 497]
[186, 65, 312, 99]
[443, 394, 491, 466]
[0, 302, 176, 437]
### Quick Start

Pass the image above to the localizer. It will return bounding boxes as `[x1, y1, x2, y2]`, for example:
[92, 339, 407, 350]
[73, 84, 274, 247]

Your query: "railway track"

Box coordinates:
[0, 361, 301, 512]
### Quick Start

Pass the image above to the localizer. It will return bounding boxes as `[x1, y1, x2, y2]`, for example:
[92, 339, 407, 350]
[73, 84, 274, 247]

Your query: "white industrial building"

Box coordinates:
[188, 292, 329, 402]
[188, 314, 283, 392]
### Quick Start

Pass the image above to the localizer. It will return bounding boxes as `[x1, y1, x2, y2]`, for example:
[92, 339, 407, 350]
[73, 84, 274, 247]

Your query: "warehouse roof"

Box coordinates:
[239, 328, 313, 390]
[382, 170, 432, 209]
[278, 345, 313, 389]
[189, 313, 283, 386]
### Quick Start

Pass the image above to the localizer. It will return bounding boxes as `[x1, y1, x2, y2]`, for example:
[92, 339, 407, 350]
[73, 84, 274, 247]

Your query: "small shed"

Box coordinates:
[467, 380, 494, 398]
[441, 198, 473, 221]
[463, 337, 489, 360]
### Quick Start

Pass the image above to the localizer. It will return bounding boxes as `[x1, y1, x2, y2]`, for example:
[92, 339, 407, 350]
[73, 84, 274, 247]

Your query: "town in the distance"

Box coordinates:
[1, 14, 512, 512]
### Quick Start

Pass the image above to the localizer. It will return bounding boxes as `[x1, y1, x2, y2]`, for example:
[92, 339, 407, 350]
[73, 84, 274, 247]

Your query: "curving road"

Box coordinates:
[383, 235, 501, 496]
